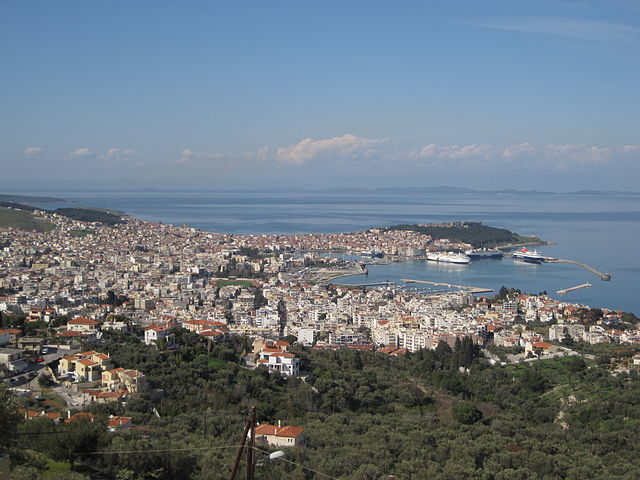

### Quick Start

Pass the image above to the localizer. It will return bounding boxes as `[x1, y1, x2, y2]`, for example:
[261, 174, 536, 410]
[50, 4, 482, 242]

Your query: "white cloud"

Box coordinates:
[414, 142, 640, 169]
[275, 134, 386, 166]
[24, 146, 44, 156]
[66, 147, 94, 159]
[177, 148, 225, 164]
[100, 147, 136, 162]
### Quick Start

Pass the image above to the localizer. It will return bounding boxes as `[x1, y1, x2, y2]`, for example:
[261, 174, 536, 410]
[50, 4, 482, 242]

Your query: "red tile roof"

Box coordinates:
[68, 317, 99, 325]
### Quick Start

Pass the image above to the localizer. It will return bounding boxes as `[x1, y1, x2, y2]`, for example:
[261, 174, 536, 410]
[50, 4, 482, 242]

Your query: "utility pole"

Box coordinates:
[246, 407, 256, 480]
[229, 407, 255, 480]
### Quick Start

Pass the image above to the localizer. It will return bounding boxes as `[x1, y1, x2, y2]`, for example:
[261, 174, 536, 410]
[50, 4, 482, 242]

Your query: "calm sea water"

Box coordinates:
[28, 190, 640, 314]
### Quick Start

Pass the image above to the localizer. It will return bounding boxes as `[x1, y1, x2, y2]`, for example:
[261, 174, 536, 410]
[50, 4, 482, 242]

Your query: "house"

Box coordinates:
[256, 351, 300, 376]
[102, 368, 126, 390]
[144, 324, 175, 347]
[101, 367, 148, 393]
[65, 412, 96, 423]
[57, 330, 97, 343]
[107, 416, 133, 432]
[0, 328, 22, 345]
[67, 317, 100, 333]
[58, 351, 114, 382]
[84, 389, 128, 404]
[118, 369, 148, 394]
[17, 409, 61, 423]
[0, 348, 28, 373]
[182, 319, 228, 333]
[74, 358, 101, 382]
[17, 336, 45, 353]
[525, 341, 556, 356]
[254, 421, 305, 447]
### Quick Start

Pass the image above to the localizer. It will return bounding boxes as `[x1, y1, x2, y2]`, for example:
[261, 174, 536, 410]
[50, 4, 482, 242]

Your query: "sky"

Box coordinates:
[1, 0, 639, 191]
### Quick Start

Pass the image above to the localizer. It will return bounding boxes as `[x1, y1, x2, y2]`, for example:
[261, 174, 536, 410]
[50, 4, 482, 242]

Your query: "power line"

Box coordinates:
[78, 445, 241, 455]
[73, 444, 338, 480]
[253, 446, 338, 480]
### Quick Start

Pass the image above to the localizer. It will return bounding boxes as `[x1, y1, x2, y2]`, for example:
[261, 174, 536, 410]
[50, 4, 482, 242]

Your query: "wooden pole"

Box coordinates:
[229, 407, 255, 480]
[246, 407, 256, 480]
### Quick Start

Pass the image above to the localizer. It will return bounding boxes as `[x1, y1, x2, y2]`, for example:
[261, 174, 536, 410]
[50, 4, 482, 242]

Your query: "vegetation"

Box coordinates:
[8, 330, 640, 479]
[215, 279, 254, 288]
[0, 207, 54, 232]
[383, 221, 542, 248]
[52, 208, 123, 226]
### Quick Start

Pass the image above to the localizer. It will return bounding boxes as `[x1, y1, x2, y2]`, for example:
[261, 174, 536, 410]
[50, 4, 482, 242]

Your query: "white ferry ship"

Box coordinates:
[427, 251, 470, 264]
[465, 248, 503, 259]
[512, 247, 544, 264]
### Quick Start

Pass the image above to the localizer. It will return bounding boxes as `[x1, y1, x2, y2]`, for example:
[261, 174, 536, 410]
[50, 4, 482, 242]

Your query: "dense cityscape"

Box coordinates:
[2, 206, 640, 478]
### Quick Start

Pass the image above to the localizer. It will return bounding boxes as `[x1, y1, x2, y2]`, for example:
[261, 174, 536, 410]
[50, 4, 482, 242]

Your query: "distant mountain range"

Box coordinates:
[315, 186, 640, 196]
[3, 187, 640, 199]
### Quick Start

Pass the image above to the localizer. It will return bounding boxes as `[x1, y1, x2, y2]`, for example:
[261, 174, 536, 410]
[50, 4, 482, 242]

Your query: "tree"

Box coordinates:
[453, 401, 483, 425]
[0, 386, 20, 452]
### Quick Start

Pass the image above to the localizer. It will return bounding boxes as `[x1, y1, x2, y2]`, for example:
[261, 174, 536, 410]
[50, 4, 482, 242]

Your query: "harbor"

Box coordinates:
[401, 278, 493, 294]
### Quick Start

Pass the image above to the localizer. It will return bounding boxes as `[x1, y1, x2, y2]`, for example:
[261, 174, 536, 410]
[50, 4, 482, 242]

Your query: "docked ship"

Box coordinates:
[427, 251, 470, 264]
[512, 247, 545, 264]
[465, 248, 503, 259]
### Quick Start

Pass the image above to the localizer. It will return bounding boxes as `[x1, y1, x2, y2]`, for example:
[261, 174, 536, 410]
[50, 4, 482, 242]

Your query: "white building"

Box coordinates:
[257, 351, 300, 376]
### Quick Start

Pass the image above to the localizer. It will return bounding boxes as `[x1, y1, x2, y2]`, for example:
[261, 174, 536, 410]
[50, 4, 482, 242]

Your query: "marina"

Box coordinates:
[401, 278, 493, 294]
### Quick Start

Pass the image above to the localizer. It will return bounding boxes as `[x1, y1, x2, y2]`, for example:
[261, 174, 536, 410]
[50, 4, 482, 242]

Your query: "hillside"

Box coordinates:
[8, 334, 640, 479]
[383, 221, 543, 248]
[0, 206, 54, 232]
[53, 207, 124, 225]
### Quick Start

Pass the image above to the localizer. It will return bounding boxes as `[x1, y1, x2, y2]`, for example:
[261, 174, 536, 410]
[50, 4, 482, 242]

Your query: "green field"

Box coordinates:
[215, 279, 253, 288]
[0, 207, 54, 232]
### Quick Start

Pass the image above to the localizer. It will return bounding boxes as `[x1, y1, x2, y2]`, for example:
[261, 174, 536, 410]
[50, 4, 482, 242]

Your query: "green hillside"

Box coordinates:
[0, 206, 55, 232]
[383, 221, 543, 248]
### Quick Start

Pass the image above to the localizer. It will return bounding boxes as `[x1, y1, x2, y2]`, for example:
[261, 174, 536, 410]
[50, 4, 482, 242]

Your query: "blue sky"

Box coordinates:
[1, 1, 639, 190]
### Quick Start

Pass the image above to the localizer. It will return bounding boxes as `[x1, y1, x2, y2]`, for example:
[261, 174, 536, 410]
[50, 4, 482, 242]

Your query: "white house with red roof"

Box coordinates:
[144, 323, 175, 346]
[256, 350, 300, 376]
[254, 421, 305, 447]
[67, 317, 100, 333]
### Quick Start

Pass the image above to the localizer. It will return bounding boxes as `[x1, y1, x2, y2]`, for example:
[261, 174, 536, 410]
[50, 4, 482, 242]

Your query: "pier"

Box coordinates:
[334, 281, 394, 288]
[556, 283, 592, 295]
[545, 258, 611, 281]
[401, 278, 493, 294]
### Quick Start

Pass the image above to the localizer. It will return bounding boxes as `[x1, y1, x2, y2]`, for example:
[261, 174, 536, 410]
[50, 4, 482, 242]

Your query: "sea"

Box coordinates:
[25, 189, 640, 315]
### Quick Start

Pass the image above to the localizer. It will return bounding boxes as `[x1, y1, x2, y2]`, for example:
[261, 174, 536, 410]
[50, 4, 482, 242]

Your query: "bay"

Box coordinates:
[26, 189, 640, 315]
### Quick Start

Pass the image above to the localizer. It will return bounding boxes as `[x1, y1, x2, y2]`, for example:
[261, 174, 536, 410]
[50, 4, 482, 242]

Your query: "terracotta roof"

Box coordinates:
[255, 423, 304, 438]
[107, 416, 133, 428]
[275, 425, 304, 438]
[65, 412, 95, 423]
[18, 408, 40, 419]
[75, 358, 98, 367]
[58, 330, 89, 337]
[68, 318, 99, 325]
